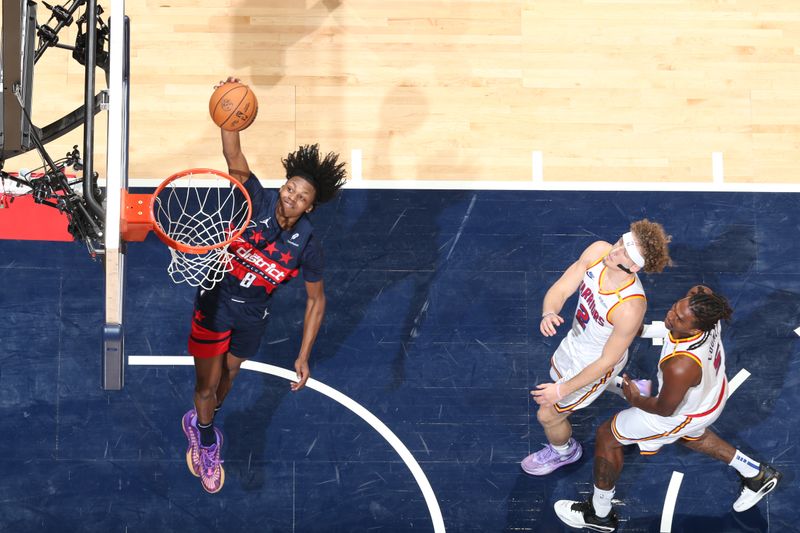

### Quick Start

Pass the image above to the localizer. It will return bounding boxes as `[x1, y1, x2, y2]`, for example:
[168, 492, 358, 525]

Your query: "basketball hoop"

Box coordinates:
[122, 168, 253, 290]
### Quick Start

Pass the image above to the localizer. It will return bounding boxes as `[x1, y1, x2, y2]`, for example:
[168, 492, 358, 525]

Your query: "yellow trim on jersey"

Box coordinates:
[554, 368, 614, 413]
[606, 294, 646, 326]
[640, 450, 660, 456]
[588, 255, 605, 269]
[668, 331, 703, 344]
[611, 413, 693, 442]
[597, 266, 636, 296]
[659, 350, 703, 368]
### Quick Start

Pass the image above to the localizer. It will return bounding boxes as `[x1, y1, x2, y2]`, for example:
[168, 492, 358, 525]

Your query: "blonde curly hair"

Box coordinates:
[631, 219, 672, 273]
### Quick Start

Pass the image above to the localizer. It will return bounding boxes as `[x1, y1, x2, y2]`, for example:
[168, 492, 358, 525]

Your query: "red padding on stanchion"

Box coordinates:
[0, 196, 72, 241]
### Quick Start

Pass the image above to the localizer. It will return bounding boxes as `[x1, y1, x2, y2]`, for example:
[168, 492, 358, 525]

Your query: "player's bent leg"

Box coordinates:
[593, 420, 625, 490]
[216, 351, 247, 410]
[521, 405, 582, 476]
[193, 355, 224, 424]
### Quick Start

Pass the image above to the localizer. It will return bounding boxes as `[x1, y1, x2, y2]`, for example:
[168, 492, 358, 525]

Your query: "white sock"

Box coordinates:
[592, 485, 615, 518]
[551, 439, 572, 456]
[729, 449, 761, 478]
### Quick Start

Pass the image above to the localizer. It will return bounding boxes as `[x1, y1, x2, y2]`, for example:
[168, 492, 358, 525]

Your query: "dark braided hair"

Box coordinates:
[282, 144, 347, 205]
[685, 289, 733, 350]
[689, 290, 733, 332]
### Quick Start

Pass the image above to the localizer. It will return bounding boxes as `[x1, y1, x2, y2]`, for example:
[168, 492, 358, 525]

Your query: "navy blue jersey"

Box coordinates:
[219, 173, 323, 300]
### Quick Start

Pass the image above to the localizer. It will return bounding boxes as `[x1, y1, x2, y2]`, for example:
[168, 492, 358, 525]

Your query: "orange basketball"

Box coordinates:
[209, 82, 258, 132]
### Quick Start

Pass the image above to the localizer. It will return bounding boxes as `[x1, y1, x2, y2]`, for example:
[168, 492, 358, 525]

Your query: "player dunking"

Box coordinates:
[521, 220, 671, 476]
[181, 78, 346, 493]
[554, 286, 782, 532]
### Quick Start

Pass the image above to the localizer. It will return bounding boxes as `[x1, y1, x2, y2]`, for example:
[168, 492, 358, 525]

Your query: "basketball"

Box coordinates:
[209, 82, 258, 132]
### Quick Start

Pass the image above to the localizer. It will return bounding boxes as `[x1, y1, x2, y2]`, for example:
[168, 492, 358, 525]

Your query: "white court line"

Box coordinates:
[119, 177, 800, 193]
[727, 368, 751, 396]
[531, 151, 543, 183]
[660, 472, 684, 533]
[794, 326, 800, 337]
[128, 355, 445, 533]
[660, 367, 750, 532]
[712, 152, 724, 184]
[351, 149, 363, 182]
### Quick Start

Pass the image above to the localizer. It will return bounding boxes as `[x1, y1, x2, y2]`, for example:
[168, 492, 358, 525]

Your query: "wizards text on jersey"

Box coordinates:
[578, 281, 606, 326]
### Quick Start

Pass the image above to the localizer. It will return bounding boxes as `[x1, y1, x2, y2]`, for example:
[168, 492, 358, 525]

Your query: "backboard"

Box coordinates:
[102, 0, 129, 390]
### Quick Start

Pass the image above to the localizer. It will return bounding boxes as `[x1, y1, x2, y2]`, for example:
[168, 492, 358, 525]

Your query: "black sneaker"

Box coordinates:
[733, 463, 782, 512]
[554, 499, 618, 532]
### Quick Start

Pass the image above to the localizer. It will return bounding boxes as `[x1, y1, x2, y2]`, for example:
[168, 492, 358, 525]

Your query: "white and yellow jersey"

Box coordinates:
[558, 257, 646, 368]
[657, 322, 727, 418]
[549, 256, 646, 412]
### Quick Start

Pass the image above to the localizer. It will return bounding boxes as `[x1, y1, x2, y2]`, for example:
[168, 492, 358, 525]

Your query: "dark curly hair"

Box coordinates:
[282, 144, 347, 205]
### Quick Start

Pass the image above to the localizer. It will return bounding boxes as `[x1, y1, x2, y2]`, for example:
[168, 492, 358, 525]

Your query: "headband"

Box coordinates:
[622, 231, 646, 268]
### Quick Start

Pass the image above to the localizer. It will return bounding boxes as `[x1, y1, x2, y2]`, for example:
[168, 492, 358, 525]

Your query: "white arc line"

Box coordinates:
[128, 355, 445, 532]
[660, 471, 684, 532]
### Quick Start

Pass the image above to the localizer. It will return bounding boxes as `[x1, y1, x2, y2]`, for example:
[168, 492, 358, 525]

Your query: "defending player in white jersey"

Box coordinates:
[522, 220, 672, 476]
[554, 286, 782, 532]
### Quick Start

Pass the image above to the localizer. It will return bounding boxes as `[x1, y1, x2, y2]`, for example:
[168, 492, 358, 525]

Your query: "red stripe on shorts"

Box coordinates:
[189, 321, 231, 358]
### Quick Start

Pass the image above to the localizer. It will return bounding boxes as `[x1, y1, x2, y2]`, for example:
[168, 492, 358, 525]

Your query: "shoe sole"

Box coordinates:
[185, 448, 200, 477]
[181, 412, 201, 478]
[521, 446, 583, 476]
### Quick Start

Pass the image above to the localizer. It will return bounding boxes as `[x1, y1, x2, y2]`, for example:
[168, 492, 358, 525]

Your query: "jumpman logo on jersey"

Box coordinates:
[260, 216, 272, 228]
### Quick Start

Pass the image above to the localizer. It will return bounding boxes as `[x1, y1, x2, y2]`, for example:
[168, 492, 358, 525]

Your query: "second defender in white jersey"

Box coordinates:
[521, 220, 672, 477]
[554, 286, 782, 533]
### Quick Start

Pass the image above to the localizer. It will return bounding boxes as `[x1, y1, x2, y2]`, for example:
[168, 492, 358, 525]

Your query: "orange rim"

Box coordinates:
[150, 168, 253, 254]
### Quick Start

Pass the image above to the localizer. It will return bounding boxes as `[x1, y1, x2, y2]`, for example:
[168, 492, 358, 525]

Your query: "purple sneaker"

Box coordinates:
[521, 438, 583, 476]
[181, 409, 201, 477]
[199, 427, 225, 494]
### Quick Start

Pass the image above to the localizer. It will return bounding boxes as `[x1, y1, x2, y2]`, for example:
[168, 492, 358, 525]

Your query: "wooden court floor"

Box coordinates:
[10, 0, 800, 185]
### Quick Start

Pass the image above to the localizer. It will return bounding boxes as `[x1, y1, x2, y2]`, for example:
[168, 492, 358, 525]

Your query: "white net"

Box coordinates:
[152, 170, 252, 290]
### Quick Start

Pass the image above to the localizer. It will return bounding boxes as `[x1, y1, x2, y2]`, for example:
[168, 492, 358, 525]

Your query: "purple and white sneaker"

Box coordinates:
[181, 409, 201, 477]
[199, 427, 225, 494]
[521, 438, 583, 476]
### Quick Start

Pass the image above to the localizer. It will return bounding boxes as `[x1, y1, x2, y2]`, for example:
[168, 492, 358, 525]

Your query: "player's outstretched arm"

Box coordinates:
[292, 280, 327, 391]
[540, 240, 611, 336]
[216, 77, 250, 184]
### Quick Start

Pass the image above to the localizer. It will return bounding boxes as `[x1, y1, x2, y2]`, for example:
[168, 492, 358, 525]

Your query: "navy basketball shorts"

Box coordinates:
[188, 288, 270, 359]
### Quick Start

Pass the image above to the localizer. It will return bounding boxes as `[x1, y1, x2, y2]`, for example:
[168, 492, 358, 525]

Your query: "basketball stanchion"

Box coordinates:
[121, 168, 253, 290]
